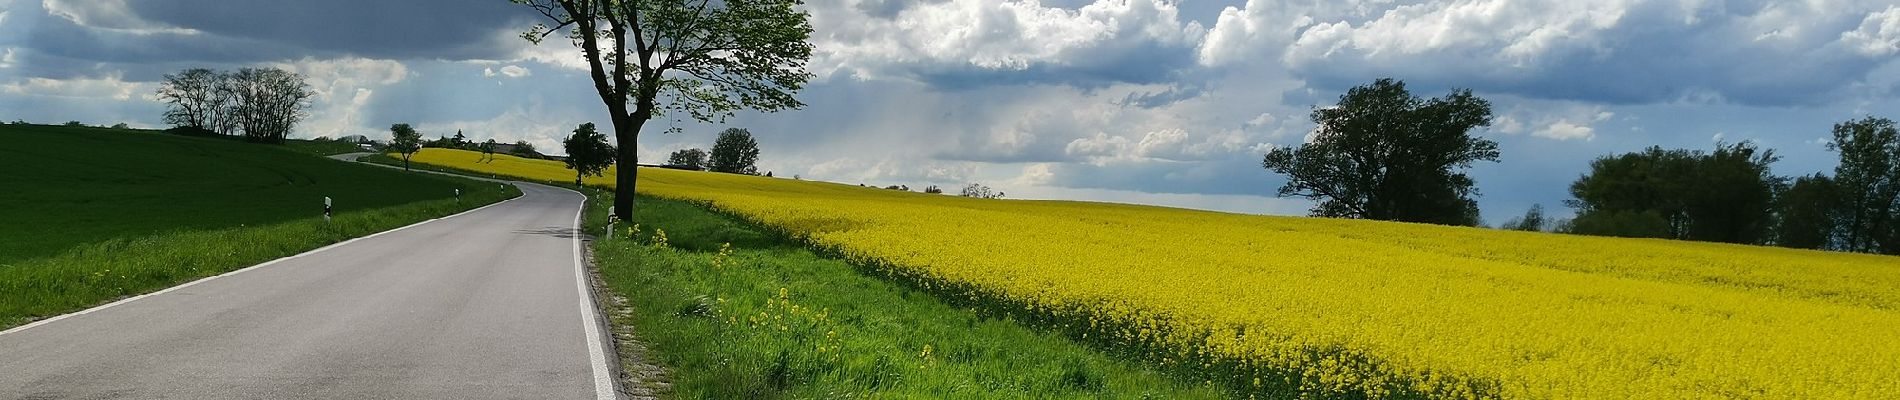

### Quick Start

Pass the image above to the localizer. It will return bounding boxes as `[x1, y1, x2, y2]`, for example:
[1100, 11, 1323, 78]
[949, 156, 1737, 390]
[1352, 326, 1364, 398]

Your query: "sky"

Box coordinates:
[1, 0, 1896, 224]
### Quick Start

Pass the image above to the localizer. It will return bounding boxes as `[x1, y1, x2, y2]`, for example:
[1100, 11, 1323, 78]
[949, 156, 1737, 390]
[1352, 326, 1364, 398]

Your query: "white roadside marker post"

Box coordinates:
[323, 196, 333, 223]
[455, 188, 461, 204]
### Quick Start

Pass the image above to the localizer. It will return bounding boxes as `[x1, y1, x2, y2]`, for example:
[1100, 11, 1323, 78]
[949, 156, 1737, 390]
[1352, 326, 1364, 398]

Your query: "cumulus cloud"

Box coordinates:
[2, 73, 150, 101]
[1205, 0, 1900, 106]
[1534, 120, 1595, 141]
[262, 57, 410, 137]
[809, 0, 1206, 88]
[483, 65, 531, 78]
[806, 157, 980, 185]
[1493, 103, 1613, 141]
[1842, 6, 1900, 57]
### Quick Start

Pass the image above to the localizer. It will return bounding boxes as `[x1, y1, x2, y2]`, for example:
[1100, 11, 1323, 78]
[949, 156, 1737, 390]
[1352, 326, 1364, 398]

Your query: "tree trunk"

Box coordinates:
[611, 114, 648, 223]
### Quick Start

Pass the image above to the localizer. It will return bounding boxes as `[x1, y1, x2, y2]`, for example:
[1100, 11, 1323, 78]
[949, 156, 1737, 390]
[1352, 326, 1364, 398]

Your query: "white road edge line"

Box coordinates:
[565, 188, 617, 400]
[0, 191, 522, 338]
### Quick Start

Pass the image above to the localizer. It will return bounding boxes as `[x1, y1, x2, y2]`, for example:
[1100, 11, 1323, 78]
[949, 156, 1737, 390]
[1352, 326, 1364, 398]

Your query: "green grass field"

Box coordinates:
[0, 124, 489, 264]
[590, 194, 1225, 398]
[0, 124, 517, 328]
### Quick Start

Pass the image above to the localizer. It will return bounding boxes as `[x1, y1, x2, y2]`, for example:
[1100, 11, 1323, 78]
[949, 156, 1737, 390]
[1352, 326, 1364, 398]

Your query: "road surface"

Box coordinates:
[0, 168, 617, 398]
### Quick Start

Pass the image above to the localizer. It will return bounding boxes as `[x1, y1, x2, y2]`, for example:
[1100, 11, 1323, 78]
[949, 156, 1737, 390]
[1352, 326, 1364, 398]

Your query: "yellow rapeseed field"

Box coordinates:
[412, 148, 1900, 398]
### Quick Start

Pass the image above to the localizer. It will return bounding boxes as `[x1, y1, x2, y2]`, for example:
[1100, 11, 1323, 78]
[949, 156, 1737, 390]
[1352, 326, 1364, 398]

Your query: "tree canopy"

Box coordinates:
[709, 128, 760, 175]
[1565, 142, 1782, 243]
[389, 124, 423, 171]
[563, 122, 617, 186]
[666, 148, 708, 170]
[1825, 117, 1900, 253]
[156, 67, 310, 142]
[513, 0, 814, 222]
[1262, 78, 1497, 226]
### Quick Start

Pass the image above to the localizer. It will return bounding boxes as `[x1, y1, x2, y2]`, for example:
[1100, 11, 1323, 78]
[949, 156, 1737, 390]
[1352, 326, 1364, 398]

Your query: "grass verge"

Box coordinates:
[590, 195, 1224, 398]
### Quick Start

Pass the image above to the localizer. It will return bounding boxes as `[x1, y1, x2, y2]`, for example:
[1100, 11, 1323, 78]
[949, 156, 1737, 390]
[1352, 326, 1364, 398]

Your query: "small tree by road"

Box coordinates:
[390, 124, 423, 171]
[563, 123, 616, 187]
[709, 128, 760, 175]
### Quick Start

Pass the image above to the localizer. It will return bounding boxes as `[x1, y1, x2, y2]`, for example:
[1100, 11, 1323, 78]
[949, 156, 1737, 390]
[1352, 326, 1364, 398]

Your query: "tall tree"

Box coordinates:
[1776, 174, 1842, 249]
[666, 148, 708, 170]
[156, 68, 219, 130]
[155, 68, 238, 135]
[1262, 78, 1497, 226]
[513, 0, 815, 222]
[1566, 142, 1783, 244]
[480, 139, 499, 163]
[389, 124, 423, 172]
[709, 128, 760, 174]
[563, 123, 617, 186]
[1827, 117, 1900, 253]
[227, 68, 312, 143]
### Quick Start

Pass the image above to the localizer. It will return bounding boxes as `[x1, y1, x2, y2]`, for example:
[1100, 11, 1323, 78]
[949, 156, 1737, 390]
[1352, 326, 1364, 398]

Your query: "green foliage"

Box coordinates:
[389, 123, 423, 170]
[1499, 204, 1547, 232]
[1262, 78, 1497, 226]
[563, 122, 617, 185]
[590, 195, 1222, 398]
[1564, 209, 1673, 238]
[667, 148, 709, 170]
[710, 128, 761, 175]
[62, 121, 84, 127]
[1777, 174, 1842, 249]
[1567, 142, 1783, 243]
[1827, 116, 1900, 253]
[512, 0, 816, 221]
[0, 124, 519, 328]
[479, 139, 499, 163]
[510, 140, 539, 158]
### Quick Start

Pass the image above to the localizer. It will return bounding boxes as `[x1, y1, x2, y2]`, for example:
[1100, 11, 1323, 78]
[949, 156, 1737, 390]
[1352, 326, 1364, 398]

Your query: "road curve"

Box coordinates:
[0, 180, 616, 399]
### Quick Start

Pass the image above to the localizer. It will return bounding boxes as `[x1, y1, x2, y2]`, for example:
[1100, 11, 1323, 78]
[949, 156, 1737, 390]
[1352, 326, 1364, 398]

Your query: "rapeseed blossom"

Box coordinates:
[412, 148, 1900, 398]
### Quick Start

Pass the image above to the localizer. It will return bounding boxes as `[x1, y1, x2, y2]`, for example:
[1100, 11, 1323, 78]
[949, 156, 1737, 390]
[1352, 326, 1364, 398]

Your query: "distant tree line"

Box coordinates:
[1552, 117, 1900, 253]
[664, 128, 764, 175]
[155, 68, 312, 143]
[420, 130, 542, 159]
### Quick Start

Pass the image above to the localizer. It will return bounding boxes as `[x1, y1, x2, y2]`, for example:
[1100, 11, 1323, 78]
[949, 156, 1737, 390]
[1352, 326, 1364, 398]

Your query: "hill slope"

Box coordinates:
[0, 125, 488, 263]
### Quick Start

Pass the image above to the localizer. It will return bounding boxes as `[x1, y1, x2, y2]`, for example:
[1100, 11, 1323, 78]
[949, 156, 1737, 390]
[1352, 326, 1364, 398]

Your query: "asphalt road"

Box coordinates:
[0, 166, 616, 398]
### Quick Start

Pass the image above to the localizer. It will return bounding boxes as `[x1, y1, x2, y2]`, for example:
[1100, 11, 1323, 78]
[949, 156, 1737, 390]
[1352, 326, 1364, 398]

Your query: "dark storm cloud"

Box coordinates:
[906, 33, 1200, 91]
[3, 0, 530, 79]
[124, 0, 530, 60]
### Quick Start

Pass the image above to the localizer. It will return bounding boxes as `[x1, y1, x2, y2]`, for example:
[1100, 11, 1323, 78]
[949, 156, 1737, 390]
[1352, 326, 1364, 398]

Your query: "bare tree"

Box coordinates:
[156, 69, 219, 129]
[227, 68, 312, 143]
[512, 0, 815, 222]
